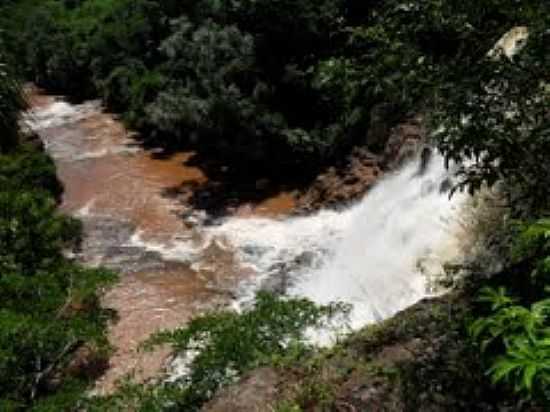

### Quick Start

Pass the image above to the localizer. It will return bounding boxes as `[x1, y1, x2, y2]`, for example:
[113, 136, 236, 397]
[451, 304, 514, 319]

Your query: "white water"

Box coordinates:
[24, 101, 99, 130]
[200, 27, 528, 339]
[28, 97, 469, 345]
[208, 155, 467, 336]
[24, 101, 139, 161]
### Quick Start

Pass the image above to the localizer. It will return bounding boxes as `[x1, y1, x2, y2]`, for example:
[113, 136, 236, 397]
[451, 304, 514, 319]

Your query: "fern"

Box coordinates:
[489, 336, 550, 396]
[470, 287, 550, 401]
[478, 286, 516, 310]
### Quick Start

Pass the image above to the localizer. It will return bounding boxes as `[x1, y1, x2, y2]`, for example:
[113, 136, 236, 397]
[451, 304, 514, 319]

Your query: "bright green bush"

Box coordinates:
[470, 287, 550, 401]
[86, 293, 348, 412]
[0, 180, 116, 410]
[0, 57, 116, 409]
[143, 292, 348, 411]
[470, 220, 550, 403]
[511, 219, 550, 288]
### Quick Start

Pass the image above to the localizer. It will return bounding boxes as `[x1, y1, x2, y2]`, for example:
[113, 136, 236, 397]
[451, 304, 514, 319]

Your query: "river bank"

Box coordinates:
[26, 86, 466, 396]
[26, 88, 272, 393]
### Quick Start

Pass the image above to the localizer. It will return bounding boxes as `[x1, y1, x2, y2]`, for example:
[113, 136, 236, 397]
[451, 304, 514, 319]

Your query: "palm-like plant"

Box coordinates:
[489, 328, 550, 398]
[470, 287, 550, 401]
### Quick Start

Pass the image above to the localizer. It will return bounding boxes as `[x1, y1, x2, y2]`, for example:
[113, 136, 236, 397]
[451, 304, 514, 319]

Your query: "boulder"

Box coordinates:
[203, 368, 280, 412]
[296, 115, 426, 212]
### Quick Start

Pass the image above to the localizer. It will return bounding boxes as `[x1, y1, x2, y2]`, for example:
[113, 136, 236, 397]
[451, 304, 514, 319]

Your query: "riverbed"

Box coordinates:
[27, 88, 468, 393]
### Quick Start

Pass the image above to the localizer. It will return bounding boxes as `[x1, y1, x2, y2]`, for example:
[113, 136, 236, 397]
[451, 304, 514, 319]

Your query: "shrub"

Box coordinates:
[0, 58, 26, 152]
[130, 293, 349, 411]
[470, 287, 550, 401]
[0, 70, 116, 408]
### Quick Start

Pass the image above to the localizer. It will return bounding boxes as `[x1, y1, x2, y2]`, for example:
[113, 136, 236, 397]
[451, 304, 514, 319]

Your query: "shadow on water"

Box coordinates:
[151, 148, 316, 219]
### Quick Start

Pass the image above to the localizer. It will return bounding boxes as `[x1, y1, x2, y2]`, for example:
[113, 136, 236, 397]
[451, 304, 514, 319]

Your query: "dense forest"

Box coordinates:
[1, 0, 544, 174]
[1, 0, 549, 410]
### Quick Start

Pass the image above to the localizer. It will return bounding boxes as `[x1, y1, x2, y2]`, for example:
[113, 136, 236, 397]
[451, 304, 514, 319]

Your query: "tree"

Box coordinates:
[435, 25, 549, 214]
[0, 57, 26, 152]
[0, 53, 115, 412]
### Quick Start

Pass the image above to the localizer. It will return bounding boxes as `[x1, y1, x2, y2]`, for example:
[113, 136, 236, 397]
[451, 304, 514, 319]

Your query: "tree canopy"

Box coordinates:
[1, 0, 549, 408]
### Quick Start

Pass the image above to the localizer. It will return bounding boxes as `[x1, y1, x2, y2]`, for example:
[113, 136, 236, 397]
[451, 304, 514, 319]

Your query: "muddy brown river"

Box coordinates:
[26, 86, 469, 394]
[26, 89, 295, 393]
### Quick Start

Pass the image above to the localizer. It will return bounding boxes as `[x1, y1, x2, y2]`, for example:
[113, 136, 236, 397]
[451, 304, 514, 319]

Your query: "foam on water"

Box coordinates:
[24, 101, 100, 131]
[69, 146, 141, 161]
[208, 154, 467, 338]
[25, 100, 139, 162]
[28, 94, 468, 348]
[125, 231, 203, 262]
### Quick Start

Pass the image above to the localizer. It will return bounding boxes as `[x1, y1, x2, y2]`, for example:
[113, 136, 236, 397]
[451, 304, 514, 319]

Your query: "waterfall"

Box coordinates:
[27, 95, 468, 344]
[208, 154, 467, 335]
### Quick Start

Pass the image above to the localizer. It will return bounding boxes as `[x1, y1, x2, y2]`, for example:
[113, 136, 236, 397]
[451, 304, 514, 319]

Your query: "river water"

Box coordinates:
[26, 91, 294, 391]
[26, 89, 469, 391]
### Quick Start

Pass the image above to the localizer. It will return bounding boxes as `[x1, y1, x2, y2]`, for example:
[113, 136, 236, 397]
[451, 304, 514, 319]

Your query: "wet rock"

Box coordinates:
[261, 252, 317, 295]
[203, 367, 280, 412]
[22, 131, 45, 150]
[296, 148, 381, 211]
[74, 217, 170, 274]
[367, 103, 398, 152]
[488, 26, 529, 60]
[418, 146, 433, 176]
[439, 178, 453, 194]
[294, 251, 315, 267]
[102, 247, 166, 273]
[260, 268, 289, 295]
[296, 116, 427, 212]
[183, 211, 207, 228]
[65, 345, 109, 381]
[382, 115, 426, 170]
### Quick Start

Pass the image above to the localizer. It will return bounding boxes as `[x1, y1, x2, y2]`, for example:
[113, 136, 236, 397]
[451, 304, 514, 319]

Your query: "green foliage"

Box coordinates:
[15, 0, 165, 99]
[82, 294, 347, 411]
[146, 18, 261, 145]
[98, 62, 164, 124]
[512, 219, 550, 283]
[23, 1, 89, 96]
[275, 401, 303, 412]
[469, 218, 550, 403]
[435, 26, 549, 211]
[470, 287, 550, 401]
[0, 58, 26, 152]
[0, 171, 116, 410]
[114, 292, 348, 411]
[145, 8, 347, 165]
[0, 145, 63, 199]
[0, 81, 116, 409]
[0, 0, 43, 72]
[489, 335, 550, 396]
[425, 13, 550, 405]
[0, 191, 78, 273]
[3, 0, 549, 174]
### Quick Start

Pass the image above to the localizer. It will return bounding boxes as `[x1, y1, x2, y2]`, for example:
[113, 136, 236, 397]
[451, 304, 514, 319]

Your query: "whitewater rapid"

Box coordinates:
[207, 154, 467, 334]
[28, 97, 468, 347]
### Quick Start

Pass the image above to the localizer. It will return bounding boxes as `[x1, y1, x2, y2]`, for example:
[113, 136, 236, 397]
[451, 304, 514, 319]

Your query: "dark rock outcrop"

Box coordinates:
[203, 368, 280, 412]
[296, 115, 426, 212]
